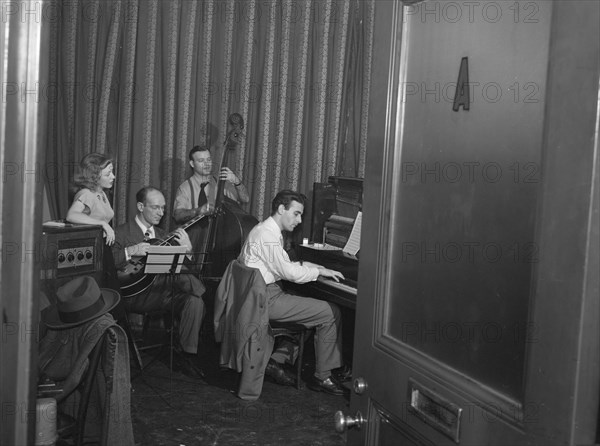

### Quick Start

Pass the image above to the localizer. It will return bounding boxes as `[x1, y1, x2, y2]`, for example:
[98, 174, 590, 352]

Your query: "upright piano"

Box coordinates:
[289, 176, 363, 310]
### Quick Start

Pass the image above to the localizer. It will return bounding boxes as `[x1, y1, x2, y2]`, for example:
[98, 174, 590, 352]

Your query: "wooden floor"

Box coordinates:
[130, 336, 349, 446]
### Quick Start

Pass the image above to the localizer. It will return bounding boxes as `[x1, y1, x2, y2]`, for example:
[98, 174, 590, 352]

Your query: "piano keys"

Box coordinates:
[294, 243, 358, 309]
[318, 276, 358, 292]
[292, 276, 357, 310]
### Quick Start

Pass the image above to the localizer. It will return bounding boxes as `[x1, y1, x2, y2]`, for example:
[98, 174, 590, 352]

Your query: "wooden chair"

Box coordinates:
[269, 321, 313, 389]
[126, 308, 172, 372]
[125, 301, 202, 378]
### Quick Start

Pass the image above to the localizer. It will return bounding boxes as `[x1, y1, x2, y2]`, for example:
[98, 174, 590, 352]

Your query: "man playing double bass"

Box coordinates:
[173, 145, 251, 276]
[173, 145, 249, 225]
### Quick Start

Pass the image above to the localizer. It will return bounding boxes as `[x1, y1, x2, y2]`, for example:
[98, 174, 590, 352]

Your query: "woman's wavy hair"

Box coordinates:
[73, 153, 114, 191]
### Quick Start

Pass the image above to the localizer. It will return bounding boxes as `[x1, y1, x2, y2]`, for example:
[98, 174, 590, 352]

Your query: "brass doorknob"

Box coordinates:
[334, 410, 365, 433]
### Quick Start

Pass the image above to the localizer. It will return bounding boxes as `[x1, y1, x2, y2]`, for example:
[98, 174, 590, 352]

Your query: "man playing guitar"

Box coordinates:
[112, 186, 206, 377]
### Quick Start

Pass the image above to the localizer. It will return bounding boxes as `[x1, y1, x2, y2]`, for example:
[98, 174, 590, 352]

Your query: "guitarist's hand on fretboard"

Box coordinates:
[172, 228, 193, 254]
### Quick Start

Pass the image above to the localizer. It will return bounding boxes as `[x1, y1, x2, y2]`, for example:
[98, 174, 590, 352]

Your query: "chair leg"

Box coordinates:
[297, 331, 305, 390]
[126, 318, 144, 371]
[112, 303, 143, 371]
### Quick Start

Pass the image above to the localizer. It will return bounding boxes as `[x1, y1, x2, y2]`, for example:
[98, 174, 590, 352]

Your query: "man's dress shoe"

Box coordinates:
[332, 365, 352, 383]
[306, 376, 347, 396]
[264, 359, 295, 387]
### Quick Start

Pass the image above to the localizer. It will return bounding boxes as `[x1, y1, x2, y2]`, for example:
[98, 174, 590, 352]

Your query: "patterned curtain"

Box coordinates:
[45, 0, 374, 227]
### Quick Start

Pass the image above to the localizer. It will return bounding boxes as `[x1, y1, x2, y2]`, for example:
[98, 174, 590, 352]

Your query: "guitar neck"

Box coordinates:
[159, 213, 206, 246]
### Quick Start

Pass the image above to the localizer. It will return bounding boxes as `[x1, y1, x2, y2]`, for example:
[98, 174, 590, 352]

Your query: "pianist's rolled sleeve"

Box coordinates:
[239, 217, 320, 285]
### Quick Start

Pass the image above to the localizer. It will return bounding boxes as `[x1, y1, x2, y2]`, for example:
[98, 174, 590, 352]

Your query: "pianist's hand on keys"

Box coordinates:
[317, 267, 344, 282]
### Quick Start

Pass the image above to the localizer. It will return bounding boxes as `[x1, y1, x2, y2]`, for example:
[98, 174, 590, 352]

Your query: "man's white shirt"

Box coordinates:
[239, 216, 320, 285]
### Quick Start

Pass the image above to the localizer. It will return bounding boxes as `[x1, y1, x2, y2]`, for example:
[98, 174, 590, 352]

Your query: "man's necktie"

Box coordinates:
[198, 182, 208, 208]
[144, 229, 151, 241]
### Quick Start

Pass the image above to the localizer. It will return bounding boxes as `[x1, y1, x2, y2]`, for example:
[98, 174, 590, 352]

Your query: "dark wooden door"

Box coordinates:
[340, 1, 599, 444]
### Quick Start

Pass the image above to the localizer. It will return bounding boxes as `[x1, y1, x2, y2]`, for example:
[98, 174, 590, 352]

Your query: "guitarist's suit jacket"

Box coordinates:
[112, 219, 206, 354]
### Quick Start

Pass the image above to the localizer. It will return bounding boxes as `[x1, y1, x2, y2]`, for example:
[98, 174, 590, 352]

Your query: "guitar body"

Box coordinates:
[116, 213, 208, 299]
[117, 237, 166, 299]
[116, 256, 157, 299]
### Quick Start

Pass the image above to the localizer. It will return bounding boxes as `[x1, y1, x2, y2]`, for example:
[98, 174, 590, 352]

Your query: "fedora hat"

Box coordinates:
[44, 276, 120, 329]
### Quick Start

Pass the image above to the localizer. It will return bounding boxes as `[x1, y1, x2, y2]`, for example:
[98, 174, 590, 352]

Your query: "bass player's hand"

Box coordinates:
[220, 167, 240, 184]
[195, 203, 212, 217]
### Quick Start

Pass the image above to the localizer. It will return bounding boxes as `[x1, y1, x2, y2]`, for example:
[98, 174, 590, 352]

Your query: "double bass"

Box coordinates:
[197, 113, 259, 279]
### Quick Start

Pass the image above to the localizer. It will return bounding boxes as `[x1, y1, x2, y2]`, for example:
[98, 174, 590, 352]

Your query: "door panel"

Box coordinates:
[0, 6, 48, 445]
[387, 0, 550, 402]
[347, 1, 600, 445]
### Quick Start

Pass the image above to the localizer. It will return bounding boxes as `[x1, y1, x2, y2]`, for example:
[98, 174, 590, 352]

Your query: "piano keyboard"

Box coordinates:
[317, 276, 357, 295]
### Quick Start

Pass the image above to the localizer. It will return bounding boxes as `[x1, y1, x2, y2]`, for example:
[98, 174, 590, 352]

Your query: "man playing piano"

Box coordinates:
[238, 190, 350, 395]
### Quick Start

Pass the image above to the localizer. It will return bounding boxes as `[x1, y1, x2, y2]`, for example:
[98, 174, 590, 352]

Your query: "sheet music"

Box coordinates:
[145, 245, 188, 274]
[343, 211, 362, 256]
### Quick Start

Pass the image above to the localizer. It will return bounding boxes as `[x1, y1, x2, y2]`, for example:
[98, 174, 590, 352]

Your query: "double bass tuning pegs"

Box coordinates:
[225, 113, 245, 148]
[229, 112, 244, 130]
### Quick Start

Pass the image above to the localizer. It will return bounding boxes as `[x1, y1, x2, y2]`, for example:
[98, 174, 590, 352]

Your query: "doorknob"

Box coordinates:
[353, 377, 368, 394]
[334, 410, 365, 432]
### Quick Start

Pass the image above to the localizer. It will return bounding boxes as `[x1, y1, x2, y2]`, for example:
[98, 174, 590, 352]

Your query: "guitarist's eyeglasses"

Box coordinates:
[145, 205, 165, 211]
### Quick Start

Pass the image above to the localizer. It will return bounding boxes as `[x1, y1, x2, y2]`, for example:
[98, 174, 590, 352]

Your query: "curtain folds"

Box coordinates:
[46, 0, 374, 226]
